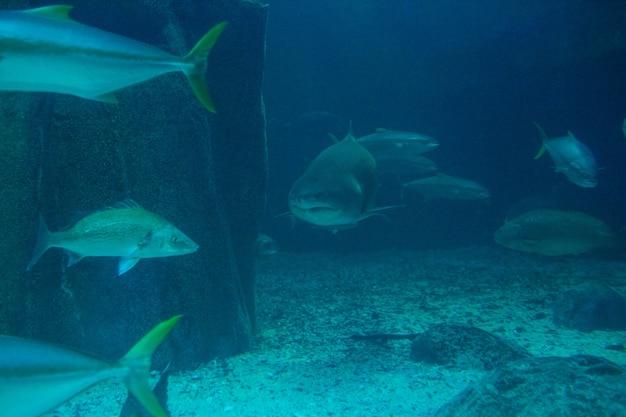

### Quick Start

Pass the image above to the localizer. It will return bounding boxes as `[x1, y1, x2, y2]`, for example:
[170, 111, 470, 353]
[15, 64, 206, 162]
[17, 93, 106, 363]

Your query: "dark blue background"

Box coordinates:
[28, 0, 626, 252]
[261, 0, 626, 252]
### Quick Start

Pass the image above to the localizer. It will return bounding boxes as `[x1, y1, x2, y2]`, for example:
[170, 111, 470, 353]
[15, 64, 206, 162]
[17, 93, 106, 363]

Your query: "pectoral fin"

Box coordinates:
[119, 257, 140, 275]
[138, 231, 153, 249]
[66, 250, 84, 267]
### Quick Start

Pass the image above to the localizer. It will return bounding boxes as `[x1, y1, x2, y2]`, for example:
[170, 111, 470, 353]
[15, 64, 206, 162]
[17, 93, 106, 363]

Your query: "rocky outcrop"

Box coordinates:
[435, 355, 626, 416]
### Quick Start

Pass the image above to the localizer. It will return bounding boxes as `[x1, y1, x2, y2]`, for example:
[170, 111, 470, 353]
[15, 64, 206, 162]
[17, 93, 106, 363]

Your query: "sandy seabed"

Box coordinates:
[45, 246, 626, 417]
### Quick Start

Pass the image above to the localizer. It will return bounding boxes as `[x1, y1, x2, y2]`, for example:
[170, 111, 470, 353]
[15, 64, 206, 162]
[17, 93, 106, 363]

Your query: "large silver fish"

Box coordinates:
[0, 5, 227, 112]
[534, 123, 598, 188]
[27, 200, 198, 275]
[0, 315, 181, 417]
[288, 126, 393, 228]
[494, 209, 614, 256]
[403, 173, 490, 200]
[356, 128, 439, 158]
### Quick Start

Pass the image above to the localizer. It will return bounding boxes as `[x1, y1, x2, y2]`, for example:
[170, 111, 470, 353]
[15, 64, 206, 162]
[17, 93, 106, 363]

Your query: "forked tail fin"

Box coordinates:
[184, 21, 228, 112]
[119, 315, 182, 417]
[26, 214, 52, 271]
[533, 122, 548, 160]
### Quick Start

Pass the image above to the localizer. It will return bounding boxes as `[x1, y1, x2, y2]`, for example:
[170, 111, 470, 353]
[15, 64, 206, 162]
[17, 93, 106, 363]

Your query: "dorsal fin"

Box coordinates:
[345, 120, 354, 140]
[567, 131, 576, 140]
[375, 128, 387, 133]
[24, 5, 74, 22]
[110, 199, 143, 210]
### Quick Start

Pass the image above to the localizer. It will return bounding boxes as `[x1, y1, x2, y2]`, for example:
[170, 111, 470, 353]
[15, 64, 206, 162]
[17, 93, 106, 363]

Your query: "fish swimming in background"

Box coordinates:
[0, 315, 181, 417]
[288, 124, 394, 228]
[374, 155, 438, 180]
[255, 233, 279, 256]
[494, 209, 615, 256]
[403, 173, 490, 201]
[356, 128, 439, 158]
[0, 5, 227, 112]
[533, 123, 598, 187]
[27, 200, 199, 275]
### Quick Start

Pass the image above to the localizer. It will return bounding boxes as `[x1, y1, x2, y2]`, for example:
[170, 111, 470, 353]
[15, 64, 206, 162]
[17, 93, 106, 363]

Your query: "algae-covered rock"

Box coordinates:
[435, 355, 626, 416]
[410, 323, 530, 370]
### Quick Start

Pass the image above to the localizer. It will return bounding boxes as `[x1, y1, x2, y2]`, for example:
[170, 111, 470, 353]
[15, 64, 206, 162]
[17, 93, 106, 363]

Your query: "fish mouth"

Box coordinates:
[288, 199, 349, 226]
[290, 202, 340, 215]
[171, 236, 199, 254]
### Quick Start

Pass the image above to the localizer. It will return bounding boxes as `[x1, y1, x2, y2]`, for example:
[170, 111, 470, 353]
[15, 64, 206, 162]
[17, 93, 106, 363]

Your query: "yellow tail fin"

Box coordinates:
[533, 122, 548, 160]
[184, 21, 228, 112]
[120, 315, 182, 417]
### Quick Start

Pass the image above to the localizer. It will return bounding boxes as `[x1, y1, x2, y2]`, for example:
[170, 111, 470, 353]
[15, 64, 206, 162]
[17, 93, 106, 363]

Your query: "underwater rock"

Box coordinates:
[409, 323, 529, 370]
[553, 282, 626, 331]
[434, 355, 626, 416]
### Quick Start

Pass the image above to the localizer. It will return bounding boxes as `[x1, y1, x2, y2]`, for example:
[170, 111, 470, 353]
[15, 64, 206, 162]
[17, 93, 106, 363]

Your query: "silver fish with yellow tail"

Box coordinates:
[0, 315, 182, 417]
[0, 5, 227, 112]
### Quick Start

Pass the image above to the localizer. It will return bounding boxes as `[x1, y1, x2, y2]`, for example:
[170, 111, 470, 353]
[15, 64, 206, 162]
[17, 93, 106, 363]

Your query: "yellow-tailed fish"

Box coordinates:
[27, 200, 198, 275]
[533, 123, 598, 188]
[0, 5, 227, 112]
[0, 315, 182, 417]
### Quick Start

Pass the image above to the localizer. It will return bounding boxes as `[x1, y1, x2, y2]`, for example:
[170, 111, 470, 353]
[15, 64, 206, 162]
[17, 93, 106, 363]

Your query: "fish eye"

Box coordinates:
[171, 236, 179, 243]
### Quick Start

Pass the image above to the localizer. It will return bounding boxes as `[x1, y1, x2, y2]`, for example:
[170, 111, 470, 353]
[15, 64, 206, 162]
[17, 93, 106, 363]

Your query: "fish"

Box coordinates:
[533, 123, 598, 188]
[356, 128, 439, 158]
[119, 363, 171, 417]
[27, 200, 198, 275]
[0, 315, 181, 417]
[374, 155, 438, 179]
[288, 124, 394, 228]
[0, 5, 227, 112]
[494, 209, 615, 256]
[255, 233, 279, 256]
[403, 173, 490, 200]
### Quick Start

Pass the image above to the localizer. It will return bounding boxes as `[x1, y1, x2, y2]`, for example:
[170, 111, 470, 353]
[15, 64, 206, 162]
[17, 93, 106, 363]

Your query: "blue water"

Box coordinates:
[7, 1, 626, 415]
[57, 0, 626, 253]
[260, 0, 626, 252]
